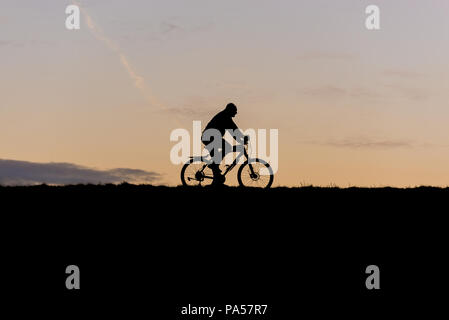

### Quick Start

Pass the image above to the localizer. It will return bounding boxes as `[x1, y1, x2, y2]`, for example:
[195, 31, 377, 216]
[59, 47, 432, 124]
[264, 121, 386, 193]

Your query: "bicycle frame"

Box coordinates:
[189, 143, 256, 181]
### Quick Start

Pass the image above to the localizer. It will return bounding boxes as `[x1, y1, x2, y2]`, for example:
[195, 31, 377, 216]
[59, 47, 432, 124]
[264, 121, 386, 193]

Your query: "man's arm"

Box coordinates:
[227, 119, 246, 143]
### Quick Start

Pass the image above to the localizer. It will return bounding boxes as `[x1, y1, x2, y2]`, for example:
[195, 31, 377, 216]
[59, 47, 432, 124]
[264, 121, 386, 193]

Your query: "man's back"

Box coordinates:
[203, 109, 238, 137]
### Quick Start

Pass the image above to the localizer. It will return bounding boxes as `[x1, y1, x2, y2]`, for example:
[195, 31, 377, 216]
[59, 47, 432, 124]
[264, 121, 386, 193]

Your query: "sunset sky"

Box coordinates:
[2, 0, 449, 187]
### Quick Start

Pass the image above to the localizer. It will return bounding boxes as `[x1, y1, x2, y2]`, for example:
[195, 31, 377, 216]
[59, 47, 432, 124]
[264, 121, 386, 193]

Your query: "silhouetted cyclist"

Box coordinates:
[201, 103, 246, 185]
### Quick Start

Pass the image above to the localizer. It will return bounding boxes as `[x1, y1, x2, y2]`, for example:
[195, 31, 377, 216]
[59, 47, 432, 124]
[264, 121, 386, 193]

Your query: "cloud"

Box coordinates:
[73, 1, 168, 112]
[299, 85, 348, 99]
[160, 22, 183, 34]
[311, 138, 413, 149]
[299, 84, 426, 102]
[0, 40, 23, 47]
[383, 69, 425, 78]
[0, 159, 162, 186]
[305, 138, 413, 149]
[159, 95, 222, 119]
[158, 20, 213, 37]
[327, 139, 412, 149]
[383, 84, 428, 101]
[299, 85, 382, 100]
[161, 107, 214, 118]
[0, 39, 54, 48]
[0, 40, 13, 46]
[297, 51, 356, 61]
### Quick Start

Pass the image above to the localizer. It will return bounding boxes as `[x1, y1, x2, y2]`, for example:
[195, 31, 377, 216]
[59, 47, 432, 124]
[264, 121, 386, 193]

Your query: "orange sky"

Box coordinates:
[1, 0, 449, 187]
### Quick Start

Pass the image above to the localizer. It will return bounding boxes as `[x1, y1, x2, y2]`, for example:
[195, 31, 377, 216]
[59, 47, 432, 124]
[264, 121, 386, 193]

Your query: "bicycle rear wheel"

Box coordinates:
[181, 159, 214, 187]
[237, 158, 274, 188]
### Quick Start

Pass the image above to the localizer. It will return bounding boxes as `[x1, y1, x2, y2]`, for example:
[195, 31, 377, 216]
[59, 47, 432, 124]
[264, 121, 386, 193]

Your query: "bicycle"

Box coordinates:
[180, 137, 274, 188]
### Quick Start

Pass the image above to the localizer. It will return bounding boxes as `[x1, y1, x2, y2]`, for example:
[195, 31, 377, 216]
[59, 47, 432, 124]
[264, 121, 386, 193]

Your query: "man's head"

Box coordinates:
[225, 103, 238, 117]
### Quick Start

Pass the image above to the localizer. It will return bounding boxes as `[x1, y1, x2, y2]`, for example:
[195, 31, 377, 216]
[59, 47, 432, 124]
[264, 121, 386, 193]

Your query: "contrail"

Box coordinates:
[73, 1, 166, 111]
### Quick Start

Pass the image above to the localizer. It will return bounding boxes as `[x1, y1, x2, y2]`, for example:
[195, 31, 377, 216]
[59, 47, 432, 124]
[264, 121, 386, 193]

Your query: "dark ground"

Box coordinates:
[1, 184, 447, 316]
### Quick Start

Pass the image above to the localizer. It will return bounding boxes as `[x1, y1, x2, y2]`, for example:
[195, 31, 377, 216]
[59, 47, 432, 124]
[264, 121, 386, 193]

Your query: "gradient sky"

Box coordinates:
[2, 0, 449, 186]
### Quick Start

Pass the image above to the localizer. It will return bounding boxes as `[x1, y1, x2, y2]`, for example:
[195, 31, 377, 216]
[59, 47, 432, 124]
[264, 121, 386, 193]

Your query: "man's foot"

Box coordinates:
[212, 174, 226, 186]
[207, 163, 225, 185]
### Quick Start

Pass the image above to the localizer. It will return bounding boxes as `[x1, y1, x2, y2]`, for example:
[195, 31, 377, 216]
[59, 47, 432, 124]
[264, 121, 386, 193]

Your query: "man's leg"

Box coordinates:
[222, 139, 233, 159]
[204, 139, 227, 183]
[204, 141, 222, 179]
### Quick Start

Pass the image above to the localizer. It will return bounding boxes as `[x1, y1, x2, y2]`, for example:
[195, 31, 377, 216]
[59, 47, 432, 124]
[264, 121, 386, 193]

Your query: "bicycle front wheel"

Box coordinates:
[237, 158, 274, 188]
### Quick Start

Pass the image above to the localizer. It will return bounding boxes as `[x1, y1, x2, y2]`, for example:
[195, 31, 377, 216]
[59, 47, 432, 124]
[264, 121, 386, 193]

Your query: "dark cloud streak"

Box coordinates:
[0, 159, 162, 186]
